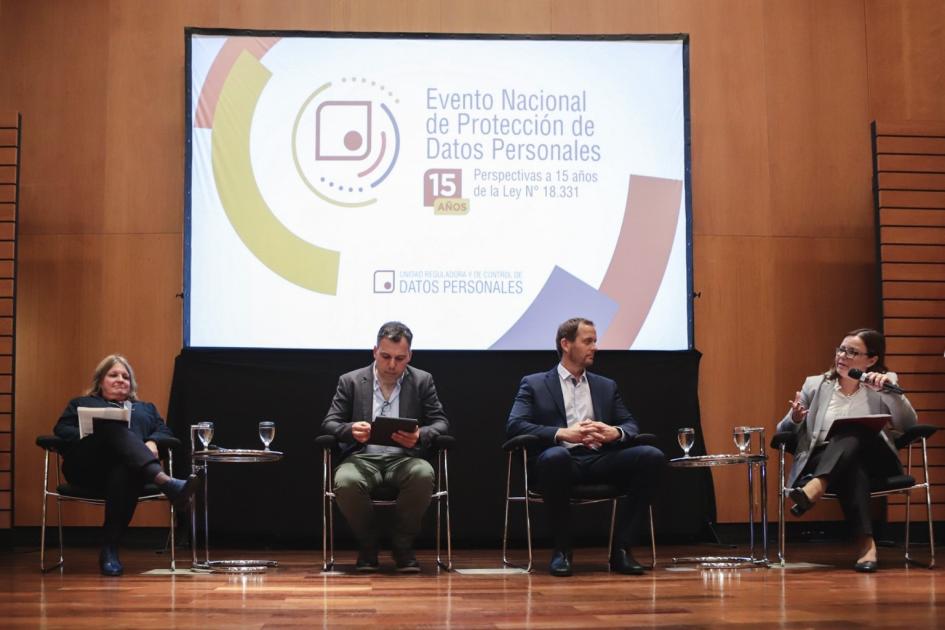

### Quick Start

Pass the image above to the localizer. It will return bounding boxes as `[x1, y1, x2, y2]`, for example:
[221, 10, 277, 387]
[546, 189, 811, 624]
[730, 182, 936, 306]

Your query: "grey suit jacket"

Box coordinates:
[321, 364, 449, 462]
[776, 373, 917, 488]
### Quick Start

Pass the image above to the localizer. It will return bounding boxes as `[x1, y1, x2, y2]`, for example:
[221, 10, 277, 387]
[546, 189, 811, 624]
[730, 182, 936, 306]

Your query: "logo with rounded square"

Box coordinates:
[292, 78, 401, 208]
[373, 270, 395, 293]
[316, 101, 372, 161]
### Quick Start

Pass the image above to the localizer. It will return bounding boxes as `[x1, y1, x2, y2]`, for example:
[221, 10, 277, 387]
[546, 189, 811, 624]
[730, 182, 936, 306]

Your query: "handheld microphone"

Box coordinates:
[847, 368, 904, 395]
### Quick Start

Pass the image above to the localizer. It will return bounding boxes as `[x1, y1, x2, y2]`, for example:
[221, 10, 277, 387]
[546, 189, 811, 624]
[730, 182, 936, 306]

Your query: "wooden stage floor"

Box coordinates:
[0, 544, 941, 628]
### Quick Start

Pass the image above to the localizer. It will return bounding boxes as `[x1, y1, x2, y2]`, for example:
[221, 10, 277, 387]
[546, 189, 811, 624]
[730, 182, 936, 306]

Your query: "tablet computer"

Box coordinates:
[825, 414, 891, 440]
[369, 416, 419, 447]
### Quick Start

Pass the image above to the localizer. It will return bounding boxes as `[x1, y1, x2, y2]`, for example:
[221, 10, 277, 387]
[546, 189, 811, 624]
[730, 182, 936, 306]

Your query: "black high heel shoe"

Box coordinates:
[789, 487, 815, 517]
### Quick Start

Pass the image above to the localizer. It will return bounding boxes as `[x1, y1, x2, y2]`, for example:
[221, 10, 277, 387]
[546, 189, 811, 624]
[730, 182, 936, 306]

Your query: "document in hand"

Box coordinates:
[369, 416, 419, 447]
[77, 405, 131, 439]
[825, 414, 891, 440]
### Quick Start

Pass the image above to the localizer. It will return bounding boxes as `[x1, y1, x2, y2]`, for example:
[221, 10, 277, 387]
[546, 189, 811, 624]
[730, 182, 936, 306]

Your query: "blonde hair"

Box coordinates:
[85, 354, 138, 400]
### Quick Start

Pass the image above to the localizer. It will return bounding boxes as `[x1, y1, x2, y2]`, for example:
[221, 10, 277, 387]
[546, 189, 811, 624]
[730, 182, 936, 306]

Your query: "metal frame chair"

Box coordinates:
[772, 424, 938, 568]
[316, 434, 454, 572]
[502, 433, 658, 572]
[36, 434, 181, 572]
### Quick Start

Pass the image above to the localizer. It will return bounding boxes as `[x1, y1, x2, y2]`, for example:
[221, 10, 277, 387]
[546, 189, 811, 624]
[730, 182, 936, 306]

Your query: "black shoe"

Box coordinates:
[161, 473, 199, 510]
[854, 560, 877, 573]
[99, 545, 123, 577]
[394, 550, 421, 573]
[609, 548, 646, 575]
[355, 548, 379, 572]
[549, 549, 572, 577]
[789, 487, 814, 517]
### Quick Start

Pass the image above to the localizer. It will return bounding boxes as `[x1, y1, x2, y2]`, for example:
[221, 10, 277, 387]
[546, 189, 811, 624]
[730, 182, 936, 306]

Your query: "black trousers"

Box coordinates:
[532, 444, 665, 551]
[62, 422, 164, 546]
[799, 426, 902, 537]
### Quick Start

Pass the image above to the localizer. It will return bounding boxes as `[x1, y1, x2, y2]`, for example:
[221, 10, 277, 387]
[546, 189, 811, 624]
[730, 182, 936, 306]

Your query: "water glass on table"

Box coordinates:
[258, 421, 276, 451]
[733, 426, 752, 454]
[196, 422, 214, 450]
[677, 427, 695, 457]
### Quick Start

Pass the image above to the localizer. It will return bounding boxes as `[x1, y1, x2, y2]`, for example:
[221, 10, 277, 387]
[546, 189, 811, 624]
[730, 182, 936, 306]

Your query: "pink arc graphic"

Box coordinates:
[491, 175, 683, 350]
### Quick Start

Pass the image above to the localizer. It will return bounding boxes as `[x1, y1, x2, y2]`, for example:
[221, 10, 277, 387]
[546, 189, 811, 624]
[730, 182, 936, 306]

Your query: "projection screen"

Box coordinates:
[185, 30, 692, 350]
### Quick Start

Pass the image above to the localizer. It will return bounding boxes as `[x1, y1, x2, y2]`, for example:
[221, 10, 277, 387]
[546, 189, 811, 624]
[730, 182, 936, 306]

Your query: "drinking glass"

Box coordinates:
[733, 426, 751, 455]
[258, 421, 275, 451]
[677, 427, 695, 457]
[196, 421, 214, 450]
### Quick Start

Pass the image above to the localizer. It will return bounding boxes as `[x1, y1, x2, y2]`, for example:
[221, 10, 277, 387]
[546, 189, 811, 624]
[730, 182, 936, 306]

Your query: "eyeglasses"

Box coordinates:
[379, 400, 392, 416]
[836, 346, 869, 359]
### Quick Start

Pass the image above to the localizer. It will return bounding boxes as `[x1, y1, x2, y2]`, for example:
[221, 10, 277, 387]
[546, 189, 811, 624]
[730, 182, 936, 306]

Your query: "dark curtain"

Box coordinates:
[167, 348, 714, 548]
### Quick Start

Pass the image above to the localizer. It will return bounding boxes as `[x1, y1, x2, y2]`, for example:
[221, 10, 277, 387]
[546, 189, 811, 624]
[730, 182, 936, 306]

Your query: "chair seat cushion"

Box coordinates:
[370, 485, 400, 501]
[870, 474, 916, 492]
[528, 484, 625, 500]
[55, 483, 164, 500]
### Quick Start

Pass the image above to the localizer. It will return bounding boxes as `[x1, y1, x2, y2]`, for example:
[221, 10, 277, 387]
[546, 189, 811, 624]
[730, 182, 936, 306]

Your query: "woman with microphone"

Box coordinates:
[777, 328, 917, 571]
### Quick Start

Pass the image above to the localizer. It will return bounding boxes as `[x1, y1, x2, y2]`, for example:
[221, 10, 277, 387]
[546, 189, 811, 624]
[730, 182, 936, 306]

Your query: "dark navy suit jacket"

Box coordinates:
[506, 367, 638, 456]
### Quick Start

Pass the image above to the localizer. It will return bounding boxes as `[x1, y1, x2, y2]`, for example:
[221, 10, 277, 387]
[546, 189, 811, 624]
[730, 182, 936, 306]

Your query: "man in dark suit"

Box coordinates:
[507, 317, 664, 576]
[321, 321, 450, 572]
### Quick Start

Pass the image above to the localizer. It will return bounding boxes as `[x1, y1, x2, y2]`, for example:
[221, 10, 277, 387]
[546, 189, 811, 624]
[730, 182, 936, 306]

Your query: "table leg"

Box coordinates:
[190, 463, 198, 567]
[760, 458, 769, 563]
[203, 464, 210, 566]
[747, 459, 755, 559]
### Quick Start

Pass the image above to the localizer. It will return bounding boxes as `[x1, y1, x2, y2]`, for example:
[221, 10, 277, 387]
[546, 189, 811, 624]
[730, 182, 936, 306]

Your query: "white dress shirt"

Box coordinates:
[817, 380, 871, 442]
[557, 363, 596, 449]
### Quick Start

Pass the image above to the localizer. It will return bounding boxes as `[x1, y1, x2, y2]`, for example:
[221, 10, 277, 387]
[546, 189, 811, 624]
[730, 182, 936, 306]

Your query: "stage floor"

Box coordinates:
[0, 544, 941, 628]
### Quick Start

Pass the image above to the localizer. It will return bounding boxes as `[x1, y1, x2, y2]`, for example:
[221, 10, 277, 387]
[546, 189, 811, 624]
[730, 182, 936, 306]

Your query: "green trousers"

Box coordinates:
[333, 452, 434, 552]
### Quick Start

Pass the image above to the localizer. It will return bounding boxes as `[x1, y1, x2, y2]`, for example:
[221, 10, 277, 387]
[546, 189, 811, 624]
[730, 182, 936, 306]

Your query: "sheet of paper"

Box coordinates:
[77, 404, 131, 439]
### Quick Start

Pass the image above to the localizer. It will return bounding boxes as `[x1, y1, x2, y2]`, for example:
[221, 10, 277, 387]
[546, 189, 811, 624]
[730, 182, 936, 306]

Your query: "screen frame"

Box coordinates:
[183, 27, 694, 350]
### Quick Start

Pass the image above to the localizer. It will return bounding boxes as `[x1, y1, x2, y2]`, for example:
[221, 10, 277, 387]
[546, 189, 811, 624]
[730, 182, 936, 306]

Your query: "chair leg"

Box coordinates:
[169, 502, 177, 572]
[648, 505, 657, 568]
[436, 490, 453, 571]
[606, 498, 618, 570]
[924, 483, 936, 569]
[904, 439, 935, 569]
[501, 450, 533, 572]
[40, 449, 64, 573]
[501, 453, 515, 568]
[39, 492, 64, 572]
[321, 448, 334, 572]
[435, 450, 452, 571]
[777, 446, 786, 567]
[523, 496, 534, 573]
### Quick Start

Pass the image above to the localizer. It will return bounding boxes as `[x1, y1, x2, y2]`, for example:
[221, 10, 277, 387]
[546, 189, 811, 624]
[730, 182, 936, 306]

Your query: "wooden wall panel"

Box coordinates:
[763, 0, 873, 239]
[0, 1, 109, 236]
[1, 0, 944, 531]
[440, 1, 552, 34]
[328, 0, 439, 32]
[14, 233, 181, 526]
[551, 0, 660, 33]
[866, 0, 945, 121]
[697, 231, 879, 523]
[661, 0, 771, 237]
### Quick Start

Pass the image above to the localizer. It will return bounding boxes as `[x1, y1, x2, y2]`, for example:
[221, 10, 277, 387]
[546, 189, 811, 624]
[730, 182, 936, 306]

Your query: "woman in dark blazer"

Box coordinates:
[54, 354, 197, 576]
[777, 328, 917, 572]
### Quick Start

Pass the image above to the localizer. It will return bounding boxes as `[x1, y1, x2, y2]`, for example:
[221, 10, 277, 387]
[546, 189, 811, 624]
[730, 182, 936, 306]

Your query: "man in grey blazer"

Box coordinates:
[321, 321, 449, 572]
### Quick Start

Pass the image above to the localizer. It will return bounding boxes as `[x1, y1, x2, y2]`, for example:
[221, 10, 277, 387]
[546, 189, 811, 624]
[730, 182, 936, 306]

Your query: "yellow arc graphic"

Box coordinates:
[212, 51, 340, 294]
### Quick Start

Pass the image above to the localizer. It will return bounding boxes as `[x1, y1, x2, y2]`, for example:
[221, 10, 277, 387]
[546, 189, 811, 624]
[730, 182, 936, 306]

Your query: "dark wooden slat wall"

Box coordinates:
[874, 120, 945, 522]
[0, 112, 18, 531]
